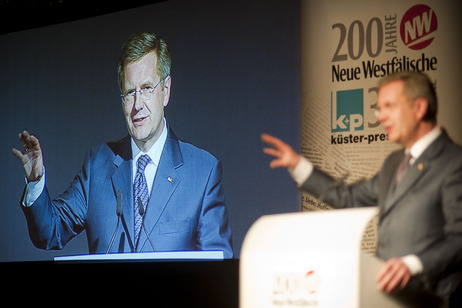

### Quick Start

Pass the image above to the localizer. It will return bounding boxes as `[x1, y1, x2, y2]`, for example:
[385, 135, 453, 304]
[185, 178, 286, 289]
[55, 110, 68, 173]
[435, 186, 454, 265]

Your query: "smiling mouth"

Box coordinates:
[133, 116, 147, 126]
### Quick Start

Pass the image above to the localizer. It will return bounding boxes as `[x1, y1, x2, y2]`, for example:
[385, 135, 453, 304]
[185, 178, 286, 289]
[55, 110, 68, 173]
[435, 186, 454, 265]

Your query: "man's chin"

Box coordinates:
[387, 136, 400, 145]
[129, 129, 150, 143]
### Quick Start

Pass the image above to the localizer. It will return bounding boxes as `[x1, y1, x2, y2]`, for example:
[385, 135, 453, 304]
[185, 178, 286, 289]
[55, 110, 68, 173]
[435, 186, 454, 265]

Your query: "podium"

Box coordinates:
[240, 207, 405, 307]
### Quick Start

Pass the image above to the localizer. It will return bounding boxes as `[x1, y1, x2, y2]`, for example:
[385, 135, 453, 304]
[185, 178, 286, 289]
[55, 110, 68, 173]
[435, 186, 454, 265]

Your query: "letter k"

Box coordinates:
[333, 115, 347, 130]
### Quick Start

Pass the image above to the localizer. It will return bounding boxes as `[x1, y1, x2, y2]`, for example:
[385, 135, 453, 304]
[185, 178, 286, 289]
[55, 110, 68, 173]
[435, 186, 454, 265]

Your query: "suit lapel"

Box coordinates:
[108, 136, 135, 252]
[381, 158, 429, 217]
[139, 126, 183, 251]
[380, 130, 448, 219]
[379, 152, 401, 210]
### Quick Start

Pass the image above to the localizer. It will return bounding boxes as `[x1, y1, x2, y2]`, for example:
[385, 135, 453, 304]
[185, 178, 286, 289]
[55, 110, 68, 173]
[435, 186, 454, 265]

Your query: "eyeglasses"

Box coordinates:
[120, 79, 162, 105]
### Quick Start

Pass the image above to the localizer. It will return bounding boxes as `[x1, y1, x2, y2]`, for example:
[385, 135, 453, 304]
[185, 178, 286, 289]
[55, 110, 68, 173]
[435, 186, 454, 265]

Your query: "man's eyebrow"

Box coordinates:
[123, 79, 154, 92]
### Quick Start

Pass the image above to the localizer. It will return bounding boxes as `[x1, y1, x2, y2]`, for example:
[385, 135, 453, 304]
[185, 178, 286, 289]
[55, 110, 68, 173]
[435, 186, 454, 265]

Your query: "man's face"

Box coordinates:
[122, 52, 170, 152]
[377, 80, 421, 148]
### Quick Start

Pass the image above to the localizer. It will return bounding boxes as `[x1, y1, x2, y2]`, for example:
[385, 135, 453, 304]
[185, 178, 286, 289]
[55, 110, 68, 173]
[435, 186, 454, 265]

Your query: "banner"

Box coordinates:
[301, 0, 462, 253]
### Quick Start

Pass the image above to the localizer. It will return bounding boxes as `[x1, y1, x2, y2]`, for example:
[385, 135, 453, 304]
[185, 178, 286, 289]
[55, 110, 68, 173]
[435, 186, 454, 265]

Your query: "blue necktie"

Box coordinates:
[134, 154, 151, 248]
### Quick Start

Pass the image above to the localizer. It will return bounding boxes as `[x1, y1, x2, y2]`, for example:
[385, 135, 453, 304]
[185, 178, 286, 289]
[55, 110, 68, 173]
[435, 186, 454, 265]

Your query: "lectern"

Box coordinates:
[240, 207, 405, 307]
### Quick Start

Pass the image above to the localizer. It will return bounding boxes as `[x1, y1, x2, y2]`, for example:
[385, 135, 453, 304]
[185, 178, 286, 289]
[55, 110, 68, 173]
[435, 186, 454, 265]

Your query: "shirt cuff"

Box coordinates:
[22, 168, 46, 208]
[288, 156, 313, 186]
[401, 254, 424, 276]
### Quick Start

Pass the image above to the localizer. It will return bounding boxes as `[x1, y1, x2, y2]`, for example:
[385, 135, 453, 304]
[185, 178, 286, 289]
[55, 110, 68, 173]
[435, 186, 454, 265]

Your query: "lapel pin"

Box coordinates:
[168, 176, 173, 183]
[417, 163, 423, 171]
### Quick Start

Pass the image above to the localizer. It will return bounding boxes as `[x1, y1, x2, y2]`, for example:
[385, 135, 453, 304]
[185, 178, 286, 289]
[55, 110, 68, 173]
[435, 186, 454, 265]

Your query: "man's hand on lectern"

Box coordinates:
[261, 133, 301, 169]
[12, 130, 45, 182]
[376, 257, 412, 293]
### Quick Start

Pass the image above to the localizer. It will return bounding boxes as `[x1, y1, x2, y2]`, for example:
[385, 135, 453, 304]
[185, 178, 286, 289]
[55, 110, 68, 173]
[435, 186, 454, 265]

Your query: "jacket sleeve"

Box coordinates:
[21, 150, 91, 250]
[300, 166, 380, 209]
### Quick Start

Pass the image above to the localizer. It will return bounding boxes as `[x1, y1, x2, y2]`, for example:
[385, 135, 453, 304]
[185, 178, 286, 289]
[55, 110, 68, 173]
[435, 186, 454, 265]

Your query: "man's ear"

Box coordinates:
[162, 75, 172, 108]
[414, 97, 429, 121]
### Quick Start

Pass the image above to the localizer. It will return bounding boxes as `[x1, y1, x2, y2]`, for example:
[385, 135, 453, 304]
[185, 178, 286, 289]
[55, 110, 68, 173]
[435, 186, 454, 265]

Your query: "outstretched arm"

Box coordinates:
[263, 133, 412, 294]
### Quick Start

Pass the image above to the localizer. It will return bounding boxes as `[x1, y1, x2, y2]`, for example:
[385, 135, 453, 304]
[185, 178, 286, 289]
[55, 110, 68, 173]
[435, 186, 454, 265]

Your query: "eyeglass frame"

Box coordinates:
[120, 78, 164, 105]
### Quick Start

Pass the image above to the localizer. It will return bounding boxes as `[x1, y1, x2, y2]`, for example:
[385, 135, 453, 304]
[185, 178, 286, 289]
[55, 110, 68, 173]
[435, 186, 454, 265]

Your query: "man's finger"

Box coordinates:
[261, 133, 285, 149]
[19, 131, 32, 150]
[263, 147, 281, 158]
[377, 259, 398, 290]
[376, 259, 394, 281]
[19, 131, 41, 154]
[384, 271, 402, 293]
[386, 266, 410, 293]
[26, 134, 40, 151]
[376, 258, 411, 293]
[399, 270, 411, 290]
[12, 148, 24, 161]
[269, 159, 286, 169]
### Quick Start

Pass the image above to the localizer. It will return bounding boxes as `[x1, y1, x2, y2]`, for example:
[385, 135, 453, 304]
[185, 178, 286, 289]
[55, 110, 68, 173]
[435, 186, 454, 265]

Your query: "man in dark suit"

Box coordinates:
[262, 71, 462, 304]
[12, 32, 233, 258]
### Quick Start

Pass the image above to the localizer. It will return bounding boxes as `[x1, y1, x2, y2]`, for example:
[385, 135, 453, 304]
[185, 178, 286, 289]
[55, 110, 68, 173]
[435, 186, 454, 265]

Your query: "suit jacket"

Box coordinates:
[301, 130, 462, 298]
[22, 125, 233, 258]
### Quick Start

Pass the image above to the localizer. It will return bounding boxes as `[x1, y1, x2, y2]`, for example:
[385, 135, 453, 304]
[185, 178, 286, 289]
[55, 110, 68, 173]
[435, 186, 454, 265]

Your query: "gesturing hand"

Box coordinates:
[12, 131, 45, 182]
[261, 133, 301, 169]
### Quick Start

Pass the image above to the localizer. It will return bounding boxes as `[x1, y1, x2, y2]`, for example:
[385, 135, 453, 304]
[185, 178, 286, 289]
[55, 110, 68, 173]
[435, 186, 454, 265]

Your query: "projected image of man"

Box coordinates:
[12, 32, 233, 258]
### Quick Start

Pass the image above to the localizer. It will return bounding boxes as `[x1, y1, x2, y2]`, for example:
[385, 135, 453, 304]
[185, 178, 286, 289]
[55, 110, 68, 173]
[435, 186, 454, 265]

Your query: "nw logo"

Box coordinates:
[400, 4, 438, 50]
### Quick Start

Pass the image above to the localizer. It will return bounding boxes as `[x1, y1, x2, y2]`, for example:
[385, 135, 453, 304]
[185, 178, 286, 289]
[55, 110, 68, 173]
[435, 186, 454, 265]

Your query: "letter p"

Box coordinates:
[349, 114, 363, 131]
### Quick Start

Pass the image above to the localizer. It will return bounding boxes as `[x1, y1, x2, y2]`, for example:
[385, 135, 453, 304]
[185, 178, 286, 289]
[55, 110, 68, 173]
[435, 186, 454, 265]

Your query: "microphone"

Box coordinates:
[106, 189, 123, 254]
[317, 172, 349, 204]
[137, 197, 156, 252]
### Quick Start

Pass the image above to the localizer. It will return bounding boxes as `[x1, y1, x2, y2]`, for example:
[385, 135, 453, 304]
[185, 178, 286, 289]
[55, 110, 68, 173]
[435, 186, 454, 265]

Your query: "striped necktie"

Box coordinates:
[134, 154, 151, 248]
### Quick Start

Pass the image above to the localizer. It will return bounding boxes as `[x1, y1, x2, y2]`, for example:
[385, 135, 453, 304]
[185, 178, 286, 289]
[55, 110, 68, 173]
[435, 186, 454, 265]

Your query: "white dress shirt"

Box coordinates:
[131, 118, 168, 195]
[289, 126, 442, 276]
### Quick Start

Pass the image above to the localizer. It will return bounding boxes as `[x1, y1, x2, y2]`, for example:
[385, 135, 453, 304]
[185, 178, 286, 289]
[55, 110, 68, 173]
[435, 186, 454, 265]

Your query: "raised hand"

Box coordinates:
[12, 131, 45, 182]
[261, 133, 301, 169]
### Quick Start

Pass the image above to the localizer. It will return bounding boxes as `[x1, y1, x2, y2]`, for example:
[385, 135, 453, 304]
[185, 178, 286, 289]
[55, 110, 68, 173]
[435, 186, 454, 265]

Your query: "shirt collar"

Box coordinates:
[131, 118, 168, 167]
[408, 125, 441, 164]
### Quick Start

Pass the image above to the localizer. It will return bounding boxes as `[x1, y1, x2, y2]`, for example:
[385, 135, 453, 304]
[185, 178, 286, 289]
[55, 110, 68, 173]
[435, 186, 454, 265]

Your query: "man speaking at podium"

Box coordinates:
[12, 32, 233, 258]
[262, 71, 462, 305]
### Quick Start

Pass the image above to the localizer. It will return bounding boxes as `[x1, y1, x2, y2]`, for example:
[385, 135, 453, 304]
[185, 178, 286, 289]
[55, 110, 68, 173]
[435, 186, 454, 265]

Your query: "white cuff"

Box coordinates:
[288, 156, 313, 186]
[22, 168, 46, 208]
[401, 254, 424, 276]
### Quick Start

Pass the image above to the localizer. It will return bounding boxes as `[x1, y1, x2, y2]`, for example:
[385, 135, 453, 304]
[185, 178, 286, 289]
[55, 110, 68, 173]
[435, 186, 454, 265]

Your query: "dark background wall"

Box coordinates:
[0, 0, 301, 261]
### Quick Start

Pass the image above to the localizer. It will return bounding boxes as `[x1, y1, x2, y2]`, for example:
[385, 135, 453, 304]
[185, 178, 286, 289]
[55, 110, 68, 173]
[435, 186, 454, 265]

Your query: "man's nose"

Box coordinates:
[376, 109, 385, 123]
[133, 90, 144, 110]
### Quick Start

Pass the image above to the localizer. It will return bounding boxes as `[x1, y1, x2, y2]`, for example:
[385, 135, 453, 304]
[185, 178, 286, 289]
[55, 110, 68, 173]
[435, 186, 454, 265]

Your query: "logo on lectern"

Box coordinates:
[304, 270, 321, 294]
[272, 269, 321, 306]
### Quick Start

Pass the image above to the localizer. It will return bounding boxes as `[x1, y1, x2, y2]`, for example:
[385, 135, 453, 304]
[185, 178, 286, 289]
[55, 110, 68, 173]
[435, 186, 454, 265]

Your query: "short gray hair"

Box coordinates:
[378, 71, 438, 123]
[117, 32, 171, 91]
